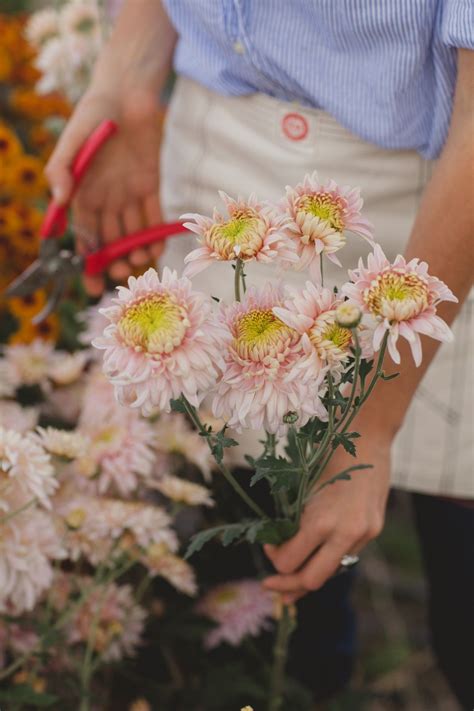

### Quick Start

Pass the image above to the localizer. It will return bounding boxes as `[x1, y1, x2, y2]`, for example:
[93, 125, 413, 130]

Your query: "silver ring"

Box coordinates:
[340, 554, 359, 568]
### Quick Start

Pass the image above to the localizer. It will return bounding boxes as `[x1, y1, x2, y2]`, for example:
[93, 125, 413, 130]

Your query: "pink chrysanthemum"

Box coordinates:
[76, 371, 156, 496]
[341, 245, 457, 366]
[212, 284, 326, 434]
[66, 579, 145, 662]
[282, 171, 374, 281]
[4, 340, 54, 389]
[0, 509, 64, 615]
[141, 544, 197, 596]
[0, 402, 38, 434]
[273, 282, 356, 378]
[153, 412, 214, 481]
[182, 191, 297, 277]
[93, 267, 224, 415]
[196, 579, 275, 649]
[0, 427, 57, 513]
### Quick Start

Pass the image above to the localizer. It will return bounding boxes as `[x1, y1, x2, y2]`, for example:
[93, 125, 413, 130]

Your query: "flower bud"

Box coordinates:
[335, 303, 362, 329]
[283, 411, 298, 425]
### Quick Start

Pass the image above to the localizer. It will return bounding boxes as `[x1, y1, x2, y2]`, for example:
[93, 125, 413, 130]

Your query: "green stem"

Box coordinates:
[234, 258, 244, 302]
[267, 605, 295, 711]
[0, 497, 36, 526]
[294, 432, 310, 524]
[180, 396, 266, 519]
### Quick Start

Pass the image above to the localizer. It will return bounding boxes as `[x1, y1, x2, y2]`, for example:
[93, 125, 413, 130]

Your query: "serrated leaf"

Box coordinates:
[332, 432, 360, 457]
[185, 526, 225, 558]
[245, 520, 265, 543]
[254, 519, 298, 545]
[170, 398, 186, 413]
[221, 522, 249, 546]
[185, 520, 262, 558]
[316, 464, 373, 492]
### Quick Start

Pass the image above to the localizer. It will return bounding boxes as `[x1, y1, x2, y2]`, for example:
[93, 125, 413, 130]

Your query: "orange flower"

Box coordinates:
[9, 290, 47, 320]
[0, 204, 23, 236]
[9, 312, 59, 345]
[0, 123, 23, 163]
[5, 154, 47, 199]
[29, 124, 55, 158]
[0, 43, 13, 82]
[10, 88, 71, 120]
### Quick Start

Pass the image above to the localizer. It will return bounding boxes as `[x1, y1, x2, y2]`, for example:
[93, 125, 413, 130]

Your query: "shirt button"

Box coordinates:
[233, 40, 245, 54]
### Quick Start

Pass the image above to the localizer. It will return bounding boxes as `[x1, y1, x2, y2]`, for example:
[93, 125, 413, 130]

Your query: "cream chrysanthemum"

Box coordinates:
[182, 191, 297, 277]
[152, 474, 214, 507]
[66, 579, 145, 662]
[47, 351, 88, 386]
[282, 171, 374, 281]
[0, 509, 64, 615]
[60, 0, 101, 36]
[196, 579, 275, 649]
[273, 282, 361, 378]
[213, 284, 326, 434]
[4, 340, 54, 388]
[342, 245, 457, 366]
[93, 267, 224, 415]
[141, 544, 197, 596]
[0, 402, 38, 434]
[25, 8, 60, 47]
[35, 427, 89, 460]
[0, 427, 57, 513]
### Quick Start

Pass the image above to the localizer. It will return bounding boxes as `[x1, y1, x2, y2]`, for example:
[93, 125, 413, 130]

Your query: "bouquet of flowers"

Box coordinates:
[91, 173, 457, 709]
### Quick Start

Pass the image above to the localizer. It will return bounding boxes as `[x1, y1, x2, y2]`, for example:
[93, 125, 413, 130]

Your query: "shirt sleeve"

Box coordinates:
[441, 0, 474, 49]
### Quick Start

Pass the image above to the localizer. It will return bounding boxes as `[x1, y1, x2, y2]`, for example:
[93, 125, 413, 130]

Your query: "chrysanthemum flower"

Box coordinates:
[196, 579, 275, 649]
[47, 351, 88, 385]
[93, 267, 224, 415]
[152, 474, 214, 507]
[75, 373, 156, 496]
[153, 412, 214, 480]
[213, 284, 326, 434]
[0, 402, 38, 434]
[66, 580, 145, 662]
[0, 509, 64, 615]
[35, 427, 89, 460]
[182, 191, 297, 278]
[60, 0, 101, 37]
[281, 171, 374, 280]
[25, 8, 60, 48]
[273, 282, 363, 377]
[4, 339, 54, 388]
[0, 427, 57, 512]
[141, 544, 197, 596]
[0, 122, 22, 161]
[341, 245, 457, 366]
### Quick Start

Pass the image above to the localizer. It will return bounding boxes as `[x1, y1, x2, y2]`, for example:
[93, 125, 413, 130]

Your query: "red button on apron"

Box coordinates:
[281, 112, 309, 141]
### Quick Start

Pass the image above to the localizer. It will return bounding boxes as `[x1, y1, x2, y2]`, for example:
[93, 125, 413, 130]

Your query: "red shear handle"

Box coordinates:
[84, 222, 189, 277]
[40, 120, 118, 239]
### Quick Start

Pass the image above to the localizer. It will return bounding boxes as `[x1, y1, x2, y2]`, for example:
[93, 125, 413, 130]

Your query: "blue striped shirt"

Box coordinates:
[162, 1, 473, 159]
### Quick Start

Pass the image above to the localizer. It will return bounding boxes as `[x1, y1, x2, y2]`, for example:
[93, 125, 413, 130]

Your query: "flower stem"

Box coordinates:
[267, 604, 295, 711]
[234, 258, 244, 302]
[180, 395, 266, 519]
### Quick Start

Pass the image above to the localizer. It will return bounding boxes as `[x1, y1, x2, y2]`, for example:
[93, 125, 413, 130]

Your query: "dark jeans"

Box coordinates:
[291, 493, 474, 708]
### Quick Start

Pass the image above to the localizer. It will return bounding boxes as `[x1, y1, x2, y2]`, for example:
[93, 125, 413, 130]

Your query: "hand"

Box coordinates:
[45, 87, 164, 295]
[263, 426, 392, 603]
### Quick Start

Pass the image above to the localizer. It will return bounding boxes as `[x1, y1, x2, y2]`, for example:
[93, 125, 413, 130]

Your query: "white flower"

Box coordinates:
[35, 427, 90, 460]
[25, 8, 60, 48]
[0, 402, 38, 434]
[60, 0, 101, 37]
[152, 474, 214, 507]
[47, 351, 88, 386]
[3, 340, 53, 389]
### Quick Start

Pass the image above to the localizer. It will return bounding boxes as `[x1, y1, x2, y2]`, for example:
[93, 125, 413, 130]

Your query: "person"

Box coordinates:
[45, 1, 474, 706]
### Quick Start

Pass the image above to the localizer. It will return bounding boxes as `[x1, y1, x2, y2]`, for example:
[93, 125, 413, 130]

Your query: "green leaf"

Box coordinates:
[254, 519, 298, 545]
[185, 526, 226, 558]
[359, 357, 374, 389]
[170, 398, 186, 414]
[250, 455, 300, 495]
[211, 427, 238, 464]
[221, 522, 251, 546]
[316, 464, 374, 492]
[0, 685, 58, 707]
[185, 520, 261, 558]
[332, 432, 360, 457]
[380, 371, 400, 381]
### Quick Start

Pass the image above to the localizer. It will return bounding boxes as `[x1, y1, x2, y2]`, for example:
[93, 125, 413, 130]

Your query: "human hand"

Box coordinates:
[263, 426, 392, 603]
[45, 87, 164, 295]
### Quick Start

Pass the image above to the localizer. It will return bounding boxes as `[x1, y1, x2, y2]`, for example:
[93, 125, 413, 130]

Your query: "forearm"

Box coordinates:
[363, 49, 474, 436]
[92, 0, 177, 95]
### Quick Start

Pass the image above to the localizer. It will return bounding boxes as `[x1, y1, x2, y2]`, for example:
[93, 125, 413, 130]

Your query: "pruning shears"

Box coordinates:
[6, 119, 188, 323]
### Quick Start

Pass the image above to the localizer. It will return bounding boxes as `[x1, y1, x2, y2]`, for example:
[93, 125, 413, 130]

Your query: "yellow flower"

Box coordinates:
[9, 290, 47, 319]
[0, 203, 23, 236]
[5, 154, 47, 199]
[0, 43, 13, 82]
[10, 88, 71, 121]
[9, 313, 59, 345]
[0, 123, 22, 163]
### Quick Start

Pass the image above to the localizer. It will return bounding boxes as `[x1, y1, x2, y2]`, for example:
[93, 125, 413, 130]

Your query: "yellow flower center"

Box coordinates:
[233, 309, 297, 360]
[215, 588, 239, 604]
[207, 209, 264, 260]
[364, 271, 429, 321]
[297, 193, 345, 232]
[118, 294, 189, 355]
[309, 311, 352, 363]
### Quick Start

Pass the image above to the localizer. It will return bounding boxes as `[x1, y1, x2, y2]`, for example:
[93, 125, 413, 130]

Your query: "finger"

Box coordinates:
[282, 591, 306, 605]
[101, 211, 121, 243]
[73, 205, 104, 296]
[262, 572, 306, 594]
[263, 521, 328, 575]
[122, 202, 143, 235]
[108, 260, 132, 282]
[296, 538, 362, 592]
[150, 241, 166, 261]
[143, 194, 162, 225]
